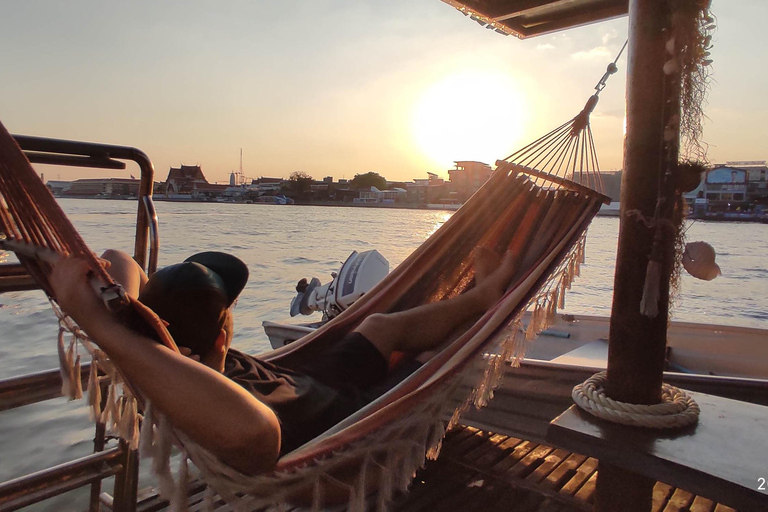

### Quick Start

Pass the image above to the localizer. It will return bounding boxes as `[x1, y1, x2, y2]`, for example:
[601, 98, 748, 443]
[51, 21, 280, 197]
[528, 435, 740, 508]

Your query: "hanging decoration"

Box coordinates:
[639, 0, 716, 318]
[682, 241, 721, 281]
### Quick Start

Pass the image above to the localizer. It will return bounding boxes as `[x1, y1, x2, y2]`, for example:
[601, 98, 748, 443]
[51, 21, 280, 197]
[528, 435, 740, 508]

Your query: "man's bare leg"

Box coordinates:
[100, 249, 148, 299]
[356, 248, 518, 360]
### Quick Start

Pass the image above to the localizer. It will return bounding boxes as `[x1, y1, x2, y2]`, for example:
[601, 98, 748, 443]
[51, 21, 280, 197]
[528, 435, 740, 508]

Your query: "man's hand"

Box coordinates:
[49, 256, 109, 327]
[179, 346, 201, 362]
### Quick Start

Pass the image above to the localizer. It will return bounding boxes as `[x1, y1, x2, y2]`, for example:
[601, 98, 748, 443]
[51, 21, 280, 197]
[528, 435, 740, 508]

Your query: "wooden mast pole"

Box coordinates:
[596, 0, 682, 510]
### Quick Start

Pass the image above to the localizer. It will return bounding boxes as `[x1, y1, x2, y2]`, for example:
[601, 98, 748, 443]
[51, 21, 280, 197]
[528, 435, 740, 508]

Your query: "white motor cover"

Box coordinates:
[333, 250, 389, 310]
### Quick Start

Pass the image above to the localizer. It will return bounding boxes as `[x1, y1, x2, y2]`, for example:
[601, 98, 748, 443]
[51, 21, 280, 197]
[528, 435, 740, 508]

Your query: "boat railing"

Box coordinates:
[0, 136, 160, 512]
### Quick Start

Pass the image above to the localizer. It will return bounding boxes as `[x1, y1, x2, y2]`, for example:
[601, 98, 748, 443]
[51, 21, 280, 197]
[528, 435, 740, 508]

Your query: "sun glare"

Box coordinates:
[412, 70, 529, 171]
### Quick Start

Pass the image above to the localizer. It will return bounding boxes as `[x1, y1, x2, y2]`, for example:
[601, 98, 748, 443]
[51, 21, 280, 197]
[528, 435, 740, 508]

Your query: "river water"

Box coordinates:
[1, 199, 767, 510]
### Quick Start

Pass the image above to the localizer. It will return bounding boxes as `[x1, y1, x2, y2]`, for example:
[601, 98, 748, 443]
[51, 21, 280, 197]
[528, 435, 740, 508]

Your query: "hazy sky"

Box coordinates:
[1, 1, 765, 184]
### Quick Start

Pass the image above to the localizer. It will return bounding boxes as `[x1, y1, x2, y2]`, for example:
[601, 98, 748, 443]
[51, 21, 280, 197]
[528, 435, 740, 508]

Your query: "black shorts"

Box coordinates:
[293, 331, 389, 391]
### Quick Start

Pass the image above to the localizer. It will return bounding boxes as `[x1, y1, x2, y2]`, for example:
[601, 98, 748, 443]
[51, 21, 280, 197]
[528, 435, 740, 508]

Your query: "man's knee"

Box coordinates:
[101, 249, 132, 266]
[356, 313, 400, 358]
[100, 249, 147, 297]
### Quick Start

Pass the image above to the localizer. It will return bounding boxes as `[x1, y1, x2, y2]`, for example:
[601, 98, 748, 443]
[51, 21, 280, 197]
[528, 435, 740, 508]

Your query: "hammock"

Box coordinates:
[0, 95, 609, 510]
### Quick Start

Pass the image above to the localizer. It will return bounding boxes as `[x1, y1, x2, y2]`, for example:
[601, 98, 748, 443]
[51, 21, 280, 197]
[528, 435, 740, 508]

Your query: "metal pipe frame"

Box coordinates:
[0, 447, 123, 511]
[0, 364, 91, 412]
[10, 134, 158, 272]
[0, 135, 162, 511]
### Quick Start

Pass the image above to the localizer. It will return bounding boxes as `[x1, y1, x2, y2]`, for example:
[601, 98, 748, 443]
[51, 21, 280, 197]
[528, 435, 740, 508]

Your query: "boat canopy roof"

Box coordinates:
[440, 0, 628, 39]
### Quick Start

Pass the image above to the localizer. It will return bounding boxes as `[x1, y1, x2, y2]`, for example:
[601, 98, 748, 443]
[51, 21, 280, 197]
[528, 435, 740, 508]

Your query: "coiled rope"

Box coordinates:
[572, 371, 700, 429]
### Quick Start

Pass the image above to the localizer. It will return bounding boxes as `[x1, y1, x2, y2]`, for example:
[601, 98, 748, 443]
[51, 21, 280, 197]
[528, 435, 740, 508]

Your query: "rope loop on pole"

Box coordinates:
[572, 371, 700, 429]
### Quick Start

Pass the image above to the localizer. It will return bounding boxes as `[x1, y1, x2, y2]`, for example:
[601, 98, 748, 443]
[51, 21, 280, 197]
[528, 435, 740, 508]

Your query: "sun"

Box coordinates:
[411, 70, 529, 170]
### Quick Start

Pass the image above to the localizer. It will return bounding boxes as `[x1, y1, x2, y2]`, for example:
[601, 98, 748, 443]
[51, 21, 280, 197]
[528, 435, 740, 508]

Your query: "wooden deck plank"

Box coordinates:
[525, 448, 571, 485]
[460, 433, 512, 464]
[507, 444, 556, 479]
[137, 481, 207, 512]
[442, 424, 477, 445]
[572, 471, 596, 503]
[538, 453, 588, 491]
[558, 457, 598, 497]
[440, 427, 490, 459]
[689, 495, 716, 512]
[471, 435, 524, 468]
[651, 482, 675, 512]
[490, 440, 538, 473]
[663, 488, 695, 512]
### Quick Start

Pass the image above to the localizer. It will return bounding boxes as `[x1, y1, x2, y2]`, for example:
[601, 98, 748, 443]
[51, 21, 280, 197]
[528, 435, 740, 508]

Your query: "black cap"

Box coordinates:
[183, 252, 249, 307]
[137, 252, 248, 353]
[141, 252, 248, 307]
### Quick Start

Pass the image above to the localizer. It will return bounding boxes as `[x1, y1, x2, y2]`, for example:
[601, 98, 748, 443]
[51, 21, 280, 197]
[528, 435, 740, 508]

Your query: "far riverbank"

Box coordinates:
[56, 195, 768, 221]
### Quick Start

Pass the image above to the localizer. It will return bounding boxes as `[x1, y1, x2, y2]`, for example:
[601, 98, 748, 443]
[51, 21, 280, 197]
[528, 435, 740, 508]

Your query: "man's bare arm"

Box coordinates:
[50, 256, 281, 475]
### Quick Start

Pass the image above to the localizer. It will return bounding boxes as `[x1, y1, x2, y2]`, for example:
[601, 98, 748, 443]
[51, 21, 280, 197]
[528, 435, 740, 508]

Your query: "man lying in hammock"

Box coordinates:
[49, 247, 518, 476]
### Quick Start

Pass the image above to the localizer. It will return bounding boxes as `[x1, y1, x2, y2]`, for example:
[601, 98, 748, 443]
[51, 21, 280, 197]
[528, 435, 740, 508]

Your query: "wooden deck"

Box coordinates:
[395, 426, 738, 512]
[135, 425, 739, 512]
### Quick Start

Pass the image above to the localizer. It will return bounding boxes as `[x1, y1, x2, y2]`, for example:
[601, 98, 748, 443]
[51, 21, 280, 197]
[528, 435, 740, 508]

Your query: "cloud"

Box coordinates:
[602, 29, 618, 45]
[571, 46, 612, 61]
[537, 43, 556, 50]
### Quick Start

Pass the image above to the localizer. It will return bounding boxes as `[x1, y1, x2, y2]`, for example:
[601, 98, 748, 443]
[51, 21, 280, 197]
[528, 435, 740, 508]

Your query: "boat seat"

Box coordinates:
[550, 340, 608, 369]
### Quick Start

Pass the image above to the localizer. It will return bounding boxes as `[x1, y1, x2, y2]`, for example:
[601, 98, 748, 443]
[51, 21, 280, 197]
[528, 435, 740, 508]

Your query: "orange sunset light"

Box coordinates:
[411, 69, 530, 171]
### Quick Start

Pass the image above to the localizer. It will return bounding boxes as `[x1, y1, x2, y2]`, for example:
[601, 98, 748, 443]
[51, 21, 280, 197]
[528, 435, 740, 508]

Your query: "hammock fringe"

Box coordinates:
[87, 355, 101, 422]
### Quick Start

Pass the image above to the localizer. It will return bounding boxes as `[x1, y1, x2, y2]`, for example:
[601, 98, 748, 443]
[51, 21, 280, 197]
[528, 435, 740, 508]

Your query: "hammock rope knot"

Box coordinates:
[572, 371, 700, 429]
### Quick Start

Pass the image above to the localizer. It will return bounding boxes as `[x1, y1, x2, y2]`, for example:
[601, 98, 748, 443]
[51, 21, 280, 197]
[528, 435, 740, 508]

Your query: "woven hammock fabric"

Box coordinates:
[0, 121, 183, 356]
[0, 100, 608, 510]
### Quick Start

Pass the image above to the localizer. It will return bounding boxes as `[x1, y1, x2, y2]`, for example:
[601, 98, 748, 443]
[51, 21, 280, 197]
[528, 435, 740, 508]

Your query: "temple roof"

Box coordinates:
[440, 0, 628, 39]
[167, 165, 207, 182]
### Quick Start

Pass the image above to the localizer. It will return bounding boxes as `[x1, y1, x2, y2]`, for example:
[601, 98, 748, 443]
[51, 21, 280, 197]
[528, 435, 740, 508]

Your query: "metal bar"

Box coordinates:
[12, 134, 157, 272]
[0, 365, 91, 412]
[0, 264, 29, 277]
[111, 442, 139, 512]
[0, 467, 123, 512]
[131, 149, 154, 272]
[89, 378, 111, 512]
[24, 152, 127, 170]
[0, 275, 38, 292]
[142, 196, 159, 275]
[0, 448, 122, 511]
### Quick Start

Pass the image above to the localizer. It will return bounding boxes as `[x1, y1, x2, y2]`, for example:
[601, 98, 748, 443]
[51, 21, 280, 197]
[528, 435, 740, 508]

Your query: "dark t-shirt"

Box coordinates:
[224, 348, 364, 454]
[223, 333, 425, 455]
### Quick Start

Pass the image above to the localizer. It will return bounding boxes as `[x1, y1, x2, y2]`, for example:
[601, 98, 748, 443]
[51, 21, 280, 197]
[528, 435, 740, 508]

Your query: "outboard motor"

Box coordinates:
[290, 250, 389, 320]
